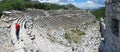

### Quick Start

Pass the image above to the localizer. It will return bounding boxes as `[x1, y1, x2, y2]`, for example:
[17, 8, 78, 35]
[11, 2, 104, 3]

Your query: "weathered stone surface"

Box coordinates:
[0, 9, 101, 52]
[14, 48, 26, 52]
[100, 1, 120, 52]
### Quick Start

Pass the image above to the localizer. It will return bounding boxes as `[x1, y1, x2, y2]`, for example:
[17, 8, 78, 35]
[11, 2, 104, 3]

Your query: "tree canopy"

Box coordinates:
[0, 0, 78, 16]
[92, 7, 105, 20]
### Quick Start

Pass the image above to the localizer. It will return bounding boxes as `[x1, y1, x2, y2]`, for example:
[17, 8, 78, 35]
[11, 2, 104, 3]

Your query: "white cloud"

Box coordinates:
[72, 1, 105, 9]
[38, 0, 59, 3]
[38, 0, 74, 4]
[89, 0, 105, 4]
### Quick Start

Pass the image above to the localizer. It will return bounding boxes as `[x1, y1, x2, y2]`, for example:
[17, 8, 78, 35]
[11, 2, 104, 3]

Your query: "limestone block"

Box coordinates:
[30, 35, 35, 40]
[14, 48, 25, 52]
[7, 24, 11, 28]
[27, 30, 32, 35]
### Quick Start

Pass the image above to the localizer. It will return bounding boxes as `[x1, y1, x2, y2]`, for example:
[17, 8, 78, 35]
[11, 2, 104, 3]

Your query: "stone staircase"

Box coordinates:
[7, 9, 99, 52]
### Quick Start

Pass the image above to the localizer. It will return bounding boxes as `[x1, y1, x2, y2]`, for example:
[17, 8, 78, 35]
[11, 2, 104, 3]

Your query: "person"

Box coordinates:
[15, 23, 20, 40]
[72, 46, 74, 51]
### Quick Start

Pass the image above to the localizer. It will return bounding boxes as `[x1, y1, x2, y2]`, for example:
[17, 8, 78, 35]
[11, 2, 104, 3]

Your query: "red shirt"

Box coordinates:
[15, 23, 20, 30]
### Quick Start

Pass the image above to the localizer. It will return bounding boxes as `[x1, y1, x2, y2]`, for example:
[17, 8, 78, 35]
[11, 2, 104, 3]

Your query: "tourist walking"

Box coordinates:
[15, 23, 20, 40]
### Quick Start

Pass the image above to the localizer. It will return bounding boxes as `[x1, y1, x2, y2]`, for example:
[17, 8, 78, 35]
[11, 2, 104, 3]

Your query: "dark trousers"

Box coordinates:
[16, 30, 20, 40]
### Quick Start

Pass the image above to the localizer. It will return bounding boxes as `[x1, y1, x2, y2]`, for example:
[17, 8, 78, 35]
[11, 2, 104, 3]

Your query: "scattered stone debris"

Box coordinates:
[0, 9, 100, 52]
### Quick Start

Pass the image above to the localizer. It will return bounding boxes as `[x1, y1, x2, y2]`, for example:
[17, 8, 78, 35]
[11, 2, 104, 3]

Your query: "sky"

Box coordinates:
[38, 0, 105, 9]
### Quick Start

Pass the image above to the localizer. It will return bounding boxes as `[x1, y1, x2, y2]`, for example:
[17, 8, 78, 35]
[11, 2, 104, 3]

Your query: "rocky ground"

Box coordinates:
[0, 9, 101, 52]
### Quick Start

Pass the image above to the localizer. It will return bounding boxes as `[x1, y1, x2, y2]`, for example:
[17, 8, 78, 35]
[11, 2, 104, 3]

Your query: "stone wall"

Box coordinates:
[101, 0, 120, 52]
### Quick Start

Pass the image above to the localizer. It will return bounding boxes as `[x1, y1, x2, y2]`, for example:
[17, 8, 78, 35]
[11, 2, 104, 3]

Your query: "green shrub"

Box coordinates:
[71, 28, 86, 36]
[65, 29, 86, 44]
[64, 32, 71, 40]
[77, 30, 86, 36]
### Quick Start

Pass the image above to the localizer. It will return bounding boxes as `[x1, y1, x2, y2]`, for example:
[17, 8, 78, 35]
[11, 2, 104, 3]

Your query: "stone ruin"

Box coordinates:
[0, 9, 101, 52]
[99, 0, 120, 52]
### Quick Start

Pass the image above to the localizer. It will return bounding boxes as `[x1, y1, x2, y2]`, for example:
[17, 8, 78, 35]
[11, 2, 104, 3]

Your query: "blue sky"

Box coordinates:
[38, 0, 105, 9]
[75, 0, 87, 3]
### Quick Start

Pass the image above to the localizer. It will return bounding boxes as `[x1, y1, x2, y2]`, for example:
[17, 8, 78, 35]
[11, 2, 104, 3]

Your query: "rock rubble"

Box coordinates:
[0, 9, 101, 52]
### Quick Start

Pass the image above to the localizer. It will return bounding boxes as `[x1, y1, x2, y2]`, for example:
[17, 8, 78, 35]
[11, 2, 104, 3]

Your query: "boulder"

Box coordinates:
[6, 24, 11, 28]
[8, 17, 13, 21]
